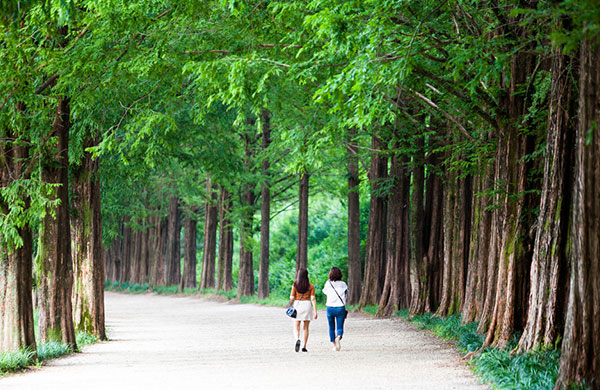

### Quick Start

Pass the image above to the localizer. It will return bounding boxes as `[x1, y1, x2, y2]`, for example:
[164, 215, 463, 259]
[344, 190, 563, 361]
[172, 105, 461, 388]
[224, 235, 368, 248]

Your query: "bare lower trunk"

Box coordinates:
[238, 188, 256, 297]
[166, 196, 181, 285]
[555, 37, 600, 390]
[347, 127, 362, 305]
[409, 136, 426, 314]
[0, 125, 36, 354]
[37, 97, 77, 348]
[201, 177, 219, 290]
[296, 171, 309, 271]
[517, 47, 576, 353]
[378, 152, 410, 316]
[181, 208, 198, 290]
[71, 135, 106, 339]
[258, 110, 271, 299]
[217, 188, 234, 291]
[359, 133, 388, 306]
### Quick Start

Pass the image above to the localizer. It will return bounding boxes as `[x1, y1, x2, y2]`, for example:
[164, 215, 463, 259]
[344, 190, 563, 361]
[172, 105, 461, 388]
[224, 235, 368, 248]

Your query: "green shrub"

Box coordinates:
[76, 332, 98, 347]
[37, 341, 72, 361]
[0, 349, 35, 374]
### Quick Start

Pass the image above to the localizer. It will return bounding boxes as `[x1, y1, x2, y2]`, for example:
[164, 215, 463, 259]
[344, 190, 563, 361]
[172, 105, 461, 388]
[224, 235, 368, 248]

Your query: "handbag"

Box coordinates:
[285, 291, 305, 318]
[329, 281, 348, 319]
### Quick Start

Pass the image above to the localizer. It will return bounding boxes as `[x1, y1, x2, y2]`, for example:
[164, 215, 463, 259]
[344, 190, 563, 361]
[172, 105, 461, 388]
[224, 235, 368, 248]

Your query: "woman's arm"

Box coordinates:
[311, 295, 318, 319]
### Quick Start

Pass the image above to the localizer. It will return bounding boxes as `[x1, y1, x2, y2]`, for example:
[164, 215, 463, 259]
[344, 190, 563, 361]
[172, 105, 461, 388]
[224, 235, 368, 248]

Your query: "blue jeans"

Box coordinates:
[326, 306, 346, 342]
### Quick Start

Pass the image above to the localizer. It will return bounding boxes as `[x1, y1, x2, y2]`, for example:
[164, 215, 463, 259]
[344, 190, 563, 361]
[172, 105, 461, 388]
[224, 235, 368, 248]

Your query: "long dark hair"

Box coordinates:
[294, 268, 310, 294]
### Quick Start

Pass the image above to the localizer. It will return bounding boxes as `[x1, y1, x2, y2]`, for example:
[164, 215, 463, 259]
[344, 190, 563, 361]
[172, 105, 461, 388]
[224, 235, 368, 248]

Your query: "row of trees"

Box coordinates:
[1, 1, 598, 388]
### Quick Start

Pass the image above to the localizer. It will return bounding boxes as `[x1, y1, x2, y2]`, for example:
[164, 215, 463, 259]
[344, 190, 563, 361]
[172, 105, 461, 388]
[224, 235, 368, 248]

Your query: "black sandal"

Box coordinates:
[302, 348, 308, 352]
[295, 340, 301, 352]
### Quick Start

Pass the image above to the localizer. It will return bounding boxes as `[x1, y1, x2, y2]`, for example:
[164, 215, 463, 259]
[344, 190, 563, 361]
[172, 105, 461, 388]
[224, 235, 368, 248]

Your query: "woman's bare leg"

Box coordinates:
[294, 321, 301, 340]
[303, 321, 310, 348]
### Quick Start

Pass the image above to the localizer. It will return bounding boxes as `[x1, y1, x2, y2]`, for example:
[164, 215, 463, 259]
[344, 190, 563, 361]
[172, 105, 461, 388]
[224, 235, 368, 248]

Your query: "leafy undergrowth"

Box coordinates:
[396, 311, 561, 390]
[0, 331, 99, 376]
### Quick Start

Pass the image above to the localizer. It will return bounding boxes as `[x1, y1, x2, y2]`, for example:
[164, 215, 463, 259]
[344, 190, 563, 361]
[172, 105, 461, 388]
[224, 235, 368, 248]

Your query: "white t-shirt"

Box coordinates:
[322, 280, 348, 307]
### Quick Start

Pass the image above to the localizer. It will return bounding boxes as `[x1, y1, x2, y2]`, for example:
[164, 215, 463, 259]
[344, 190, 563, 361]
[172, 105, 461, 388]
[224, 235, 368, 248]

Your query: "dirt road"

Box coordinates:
[1, 291, 488, 389]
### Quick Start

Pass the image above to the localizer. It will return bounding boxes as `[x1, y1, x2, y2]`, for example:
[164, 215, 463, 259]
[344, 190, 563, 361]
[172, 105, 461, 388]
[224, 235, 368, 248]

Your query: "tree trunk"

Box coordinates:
[482, 49, 538, 348]
[347, 127, 362, 305]
[120, 220, 131, 282]
[424, 169, 444, 311]
[517, 47, 577, 353]
[359, 133, 388, 306]
[71, 135, 106, 339]
[296, 171, 309, 271]
[555, 37, 600, 390]
[258, 109, 271, 299]
[151, 216, 168, 287]
[462, 167, 493, 324]
[200, 177, 219, 290]
[181, 208, 199, 290]
[36, 96, 77, 347]
[238, 130, 256, 297]
[217, 188, 234, 291]
[166, 196, 181, 285]
[0, 123, 37, 355]
[408, 136, 427, 314]
[436, 173, 471, 317]
[378, 152, 410, 316]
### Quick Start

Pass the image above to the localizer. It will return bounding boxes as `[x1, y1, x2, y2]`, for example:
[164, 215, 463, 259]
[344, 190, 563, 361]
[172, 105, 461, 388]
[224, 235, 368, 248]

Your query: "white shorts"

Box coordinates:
[293, 300, 313, 321]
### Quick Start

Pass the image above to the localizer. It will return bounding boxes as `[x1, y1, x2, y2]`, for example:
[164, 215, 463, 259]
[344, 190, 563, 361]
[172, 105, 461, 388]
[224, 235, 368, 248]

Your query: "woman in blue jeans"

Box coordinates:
[322, 267, 348, 351]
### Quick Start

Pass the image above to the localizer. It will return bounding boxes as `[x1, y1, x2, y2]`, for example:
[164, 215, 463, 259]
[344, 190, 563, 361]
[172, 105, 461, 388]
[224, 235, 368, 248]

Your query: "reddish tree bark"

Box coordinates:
[37, 97, 77, 348]
[217, 188, 234, 291]
[258, 109, 271, 299]
[378, 152, 410, 316]
[238, 131, 256, 297]
[0, 123, 37, 355]
[71, 135, 106, 339]
[166, 196, 181, 285]
[296, 171, 309, 271]
[408, 136, 427, 314]
[182, 208, 199, 290]
[201, 178, 219, 290]
[347, 127, 362, 305]
[359, 133, 388, 306]
[555, 37, 600, 390]
[517, 47, 576, 353]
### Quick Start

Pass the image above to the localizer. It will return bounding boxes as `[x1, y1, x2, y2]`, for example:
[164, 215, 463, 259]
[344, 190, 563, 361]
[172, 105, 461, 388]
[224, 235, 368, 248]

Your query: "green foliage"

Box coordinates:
[75, 332, 98, 347]
[397, 312, 560, 390]
[36, 341, 72, 361]
[0, 349, 35, 375]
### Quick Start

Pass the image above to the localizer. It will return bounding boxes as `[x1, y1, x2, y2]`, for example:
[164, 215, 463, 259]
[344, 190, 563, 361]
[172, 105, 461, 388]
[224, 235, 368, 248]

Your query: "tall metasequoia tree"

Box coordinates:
[408, 136, 426, 314]
[462, 167, 493, 324]
[238, 132, 256, 297]
[481, 46, 539, 348]
[0, 123, 36, 355]
[296, 170, 309, 271]
[216, 188, 234, 291]
[436, 174, 472, 317]
[150, 215, 168, 287]
[71, 135, 106, 339]
[181, 207, 199, 290]
[378, 151, 411, 316]
[359, 133, 388, 306]
[257, 109, 271, 299]
[36, 97, 77, 347]
[555, 37, 600, 390]
[165, 196, 181, 285]
[346, 127, 362, 305]
[120, 219, 131, 282]
[517, 45, 577, 353]
[200, 177, 219, 290]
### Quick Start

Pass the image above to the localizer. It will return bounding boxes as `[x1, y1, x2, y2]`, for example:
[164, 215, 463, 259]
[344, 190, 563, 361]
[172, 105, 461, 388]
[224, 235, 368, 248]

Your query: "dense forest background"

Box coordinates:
[1, 1, 599, 388]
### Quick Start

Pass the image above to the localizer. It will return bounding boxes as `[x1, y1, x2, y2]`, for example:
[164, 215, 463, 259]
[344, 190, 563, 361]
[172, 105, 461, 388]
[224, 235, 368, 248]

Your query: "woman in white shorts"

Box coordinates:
[289, 268, 317, 352]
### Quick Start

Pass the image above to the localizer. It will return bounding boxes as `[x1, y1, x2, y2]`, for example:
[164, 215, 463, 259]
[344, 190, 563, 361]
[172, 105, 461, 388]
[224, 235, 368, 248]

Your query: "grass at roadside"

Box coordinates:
[0, 331, 99, 376]
[395, 311, 562, 390]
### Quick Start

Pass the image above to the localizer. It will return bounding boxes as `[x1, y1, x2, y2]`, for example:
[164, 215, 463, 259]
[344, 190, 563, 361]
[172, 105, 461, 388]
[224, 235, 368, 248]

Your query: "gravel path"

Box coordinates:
[1, 291, 488, 389]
